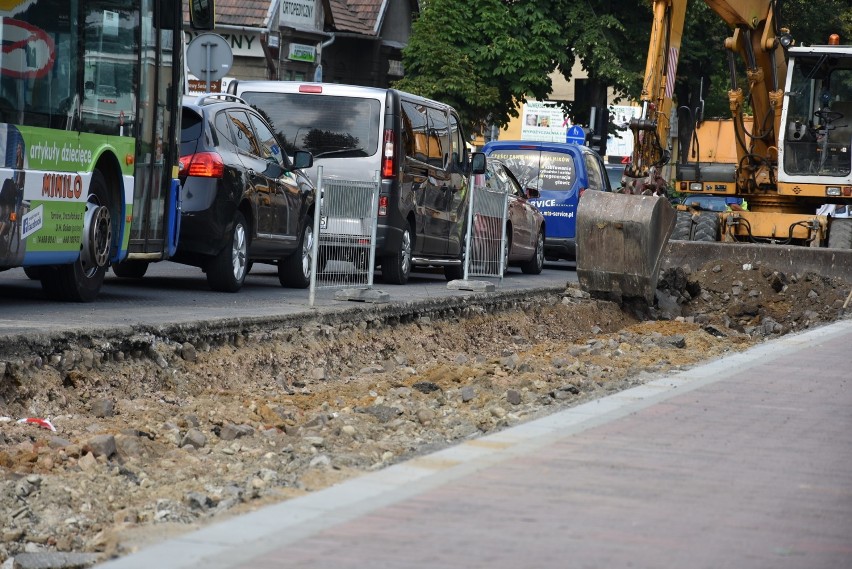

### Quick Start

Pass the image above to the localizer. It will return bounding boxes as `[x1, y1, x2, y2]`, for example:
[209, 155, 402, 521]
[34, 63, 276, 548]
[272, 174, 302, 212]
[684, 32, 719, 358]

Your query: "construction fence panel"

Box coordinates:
[309, 168, 380, 305]
[464, 180, 509, 281]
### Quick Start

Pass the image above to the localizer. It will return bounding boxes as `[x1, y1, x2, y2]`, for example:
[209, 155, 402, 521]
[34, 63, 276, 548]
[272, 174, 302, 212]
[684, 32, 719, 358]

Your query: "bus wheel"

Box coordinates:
[42, 171, 112, 302]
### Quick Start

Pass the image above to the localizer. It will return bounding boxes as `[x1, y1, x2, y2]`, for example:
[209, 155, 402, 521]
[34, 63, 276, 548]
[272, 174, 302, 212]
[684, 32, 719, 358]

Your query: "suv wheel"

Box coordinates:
[279, 222, 313, 289]
[207, 212, 248, 292]
[382, 222, 412, 285]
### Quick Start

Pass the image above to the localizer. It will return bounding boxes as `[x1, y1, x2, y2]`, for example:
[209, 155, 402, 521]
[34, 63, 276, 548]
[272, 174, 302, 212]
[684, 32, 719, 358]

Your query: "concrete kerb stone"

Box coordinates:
[334, 288, 391, 303]
[446, 279, 496, 292]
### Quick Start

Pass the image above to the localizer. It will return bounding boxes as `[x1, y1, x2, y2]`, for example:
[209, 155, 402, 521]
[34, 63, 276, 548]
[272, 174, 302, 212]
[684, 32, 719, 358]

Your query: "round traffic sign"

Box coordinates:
[185, 33, 233, 82]
[1, 19, 55, 79]
[566, 125, 586, 145]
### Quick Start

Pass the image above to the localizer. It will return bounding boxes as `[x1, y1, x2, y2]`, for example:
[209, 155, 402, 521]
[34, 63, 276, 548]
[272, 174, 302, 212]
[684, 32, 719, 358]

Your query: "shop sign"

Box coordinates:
[288, 43, 316, 63]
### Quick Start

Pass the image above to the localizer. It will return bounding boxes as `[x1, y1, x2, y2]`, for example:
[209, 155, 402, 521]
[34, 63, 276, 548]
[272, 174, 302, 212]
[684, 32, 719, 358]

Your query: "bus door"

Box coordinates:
[126, 0, 182, 257]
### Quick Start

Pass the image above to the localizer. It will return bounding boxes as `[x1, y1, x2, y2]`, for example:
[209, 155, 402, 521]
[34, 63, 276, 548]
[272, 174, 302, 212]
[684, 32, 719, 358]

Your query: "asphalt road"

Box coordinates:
[0, 261, 577, 337]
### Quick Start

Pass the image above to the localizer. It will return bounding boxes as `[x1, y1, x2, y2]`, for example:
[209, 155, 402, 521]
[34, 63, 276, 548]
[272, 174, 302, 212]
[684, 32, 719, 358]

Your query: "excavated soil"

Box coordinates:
[1, 258, 850, 566]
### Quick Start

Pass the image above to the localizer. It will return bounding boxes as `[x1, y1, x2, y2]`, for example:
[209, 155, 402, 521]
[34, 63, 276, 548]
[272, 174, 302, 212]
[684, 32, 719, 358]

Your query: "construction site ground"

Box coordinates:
[1, 257, 851, 567]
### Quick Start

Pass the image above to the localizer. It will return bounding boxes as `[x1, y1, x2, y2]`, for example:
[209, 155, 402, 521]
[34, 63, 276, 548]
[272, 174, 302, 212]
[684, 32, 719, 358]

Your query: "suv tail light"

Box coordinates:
[381, 129, 395, 179]
[179, 152, 224, 178]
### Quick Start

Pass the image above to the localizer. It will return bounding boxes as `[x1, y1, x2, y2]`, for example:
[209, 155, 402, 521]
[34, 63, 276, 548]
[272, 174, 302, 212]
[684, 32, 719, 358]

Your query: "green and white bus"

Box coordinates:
[0, 0, 214, 301]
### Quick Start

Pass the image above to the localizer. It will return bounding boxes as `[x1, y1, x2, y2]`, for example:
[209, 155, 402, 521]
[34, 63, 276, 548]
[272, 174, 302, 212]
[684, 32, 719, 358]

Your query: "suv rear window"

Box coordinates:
[240, 92, 381, 158]
[180, 107, 203, 143]
[486, 149, 577, 192]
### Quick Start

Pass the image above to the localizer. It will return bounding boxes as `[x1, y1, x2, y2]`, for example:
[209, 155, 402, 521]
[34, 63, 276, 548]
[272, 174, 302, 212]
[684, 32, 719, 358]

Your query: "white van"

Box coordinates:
[227, 81, 472, 284]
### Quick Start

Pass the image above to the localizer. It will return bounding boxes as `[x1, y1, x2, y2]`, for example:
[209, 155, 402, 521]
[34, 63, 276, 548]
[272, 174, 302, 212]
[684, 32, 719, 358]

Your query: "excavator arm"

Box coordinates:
[707, 0, 787, 191]
[625, 0, 687, 193]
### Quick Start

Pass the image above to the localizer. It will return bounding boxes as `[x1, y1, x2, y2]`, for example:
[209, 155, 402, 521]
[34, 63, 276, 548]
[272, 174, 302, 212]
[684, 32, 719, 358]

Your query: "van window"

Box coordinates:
[428, 107, 449, 168]
[485, 149, 577, 192]
[402, 100, 429, 164]
[239, 92, 381, 158]
[449, 114, 464, 168]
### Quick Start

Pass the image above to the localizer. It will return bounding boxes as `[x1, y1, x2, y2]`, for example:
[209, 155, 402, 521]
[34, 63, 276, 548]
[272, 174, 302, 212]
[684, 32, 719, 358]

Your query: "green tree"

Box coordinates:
[397, 0, 852, 140]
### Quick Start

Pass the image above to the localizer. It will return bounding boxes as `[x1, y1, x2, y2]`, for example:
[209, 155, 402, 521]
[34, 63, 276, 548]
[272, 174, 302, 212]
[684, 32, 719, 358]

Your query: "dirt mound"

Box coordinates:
[0, 260, 850, 565]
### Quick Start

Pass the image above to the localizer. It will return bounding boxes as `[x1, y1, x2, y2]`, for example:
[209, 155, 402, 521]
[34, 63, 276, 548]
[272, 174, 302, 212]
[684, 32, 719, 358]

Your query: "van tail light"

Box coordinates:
[179, 152, 224, 179]
[381, 129, 395, 178]
[378, 195, 388, 217]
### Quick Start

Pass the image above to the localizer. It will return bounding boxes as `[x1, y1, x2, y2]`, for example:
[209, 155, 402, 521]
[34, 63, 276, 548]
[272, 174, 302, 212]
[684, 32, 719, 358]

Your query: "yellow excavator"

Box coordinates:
[577, 0, 852, 304]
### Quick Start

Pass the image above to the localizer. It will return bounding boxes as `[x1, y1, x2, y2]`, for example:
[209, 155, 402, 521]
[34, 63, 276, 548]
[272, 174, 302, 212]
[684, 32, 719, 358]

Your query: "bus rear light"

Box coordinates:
[381, 129, 395, 178]
[180, 152, 224, 178]
[378, 195, 388, 216]
[299, 85, 323, 93]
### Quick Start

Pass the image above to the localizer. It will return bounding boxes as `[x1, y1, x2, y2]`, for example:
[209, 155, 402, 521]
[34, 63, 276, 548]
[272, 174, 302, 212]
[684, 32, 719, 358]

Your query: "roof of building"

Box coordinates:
[183, 0, 274, 29]
[328, 0, 375, 35]
[184, 0, 409, 37]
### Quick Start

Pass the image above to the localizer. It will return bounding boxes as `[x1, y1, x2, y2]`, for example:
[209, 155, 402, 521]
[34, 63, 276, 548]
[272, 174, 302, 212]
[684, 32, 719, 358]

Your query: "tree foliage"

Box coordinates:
[396, 0, 852, 137]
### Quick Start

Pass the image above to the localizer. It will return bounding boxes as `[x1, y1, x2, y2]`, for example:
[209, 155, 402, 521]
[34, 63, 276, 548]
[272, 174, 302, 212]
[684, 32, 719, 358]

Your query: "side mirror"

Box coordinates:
[189, 0, 216, 31]
[292, 150, 313, 170]
[470, 152, 487, 175]
[527, 187, 540, 199]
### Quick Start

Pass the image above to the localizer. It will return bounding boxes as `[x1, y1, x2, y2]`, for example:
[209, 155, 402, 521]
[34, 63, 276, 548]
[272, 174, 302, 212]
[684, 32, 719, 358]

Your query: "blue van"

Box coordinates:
[482, 141, 613, 261]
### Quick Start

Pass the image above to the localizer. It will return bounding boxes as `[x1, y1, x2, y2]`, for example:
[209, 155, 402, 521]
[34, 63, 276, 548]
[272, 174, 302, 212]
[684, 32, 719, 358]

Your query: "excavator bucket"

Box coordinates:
[575, 191, 676, 305]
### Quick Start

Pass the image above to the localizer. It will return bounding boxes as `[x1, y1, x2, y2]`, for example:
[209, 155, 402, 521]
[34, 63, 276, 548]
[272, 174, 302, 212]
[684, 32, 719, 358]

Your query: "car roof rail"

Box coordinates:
[194, 93, 248, 107]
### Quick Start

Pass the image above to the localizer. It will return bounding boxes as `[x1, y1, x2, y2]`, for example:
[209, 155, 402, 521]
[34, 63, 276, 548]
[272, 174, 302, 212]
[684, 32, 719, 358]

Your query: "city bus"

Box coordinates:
[0, 0, 214, 301]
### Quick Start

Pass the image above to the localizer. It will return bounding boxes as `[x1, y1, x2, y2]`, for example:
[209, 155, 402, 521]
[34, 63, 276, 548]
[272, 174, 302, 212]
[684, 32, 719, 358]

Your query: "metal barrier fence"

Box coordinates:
[462, 177, 509, 283]
[308, 167, 380, 306]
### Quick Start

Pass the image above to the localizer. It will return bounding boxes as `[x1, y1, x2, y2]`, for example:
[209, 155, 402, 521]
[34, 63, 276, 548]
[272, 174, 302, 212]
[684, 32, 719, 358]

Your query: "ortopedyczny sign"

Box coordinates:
[281, 0, 317, 30]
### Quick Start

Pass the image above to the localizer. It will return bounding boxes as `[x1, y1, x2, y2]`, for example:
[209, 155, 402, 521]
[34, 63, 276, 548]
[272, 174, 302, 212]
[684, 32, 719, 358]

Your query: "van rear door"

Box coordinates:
[484, 148, 579, 240]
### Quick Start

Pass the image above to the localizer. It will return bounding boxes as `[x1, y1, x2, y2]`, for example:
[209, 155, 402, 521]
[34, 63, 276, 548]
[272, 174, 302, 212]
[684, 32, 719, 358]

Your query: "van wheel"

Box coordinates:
[444, 232, 467, 281]
[207, 212, 248, 292]
[521, 229, 545, 274]
[382, 222, 412, 285]
[279, 222, 313, 288]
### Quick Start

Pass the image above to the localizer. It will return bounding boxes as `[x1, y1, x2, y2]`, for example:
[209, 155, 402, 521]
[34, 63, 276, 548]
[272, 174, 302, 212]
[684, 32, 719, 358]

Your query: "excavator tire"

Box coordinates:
[575, 191, 676, 305]
[828, 218, 852, 250]
[693, 212, 720, 242]
[671, 211, 694, 240]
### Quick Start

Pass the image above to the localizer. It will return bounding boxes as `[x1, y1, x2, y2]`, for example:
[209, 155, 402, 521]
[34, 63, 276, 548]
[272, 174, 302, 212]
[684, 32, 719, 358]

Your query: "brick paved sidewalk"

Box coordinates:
[98, 319, 852, 569]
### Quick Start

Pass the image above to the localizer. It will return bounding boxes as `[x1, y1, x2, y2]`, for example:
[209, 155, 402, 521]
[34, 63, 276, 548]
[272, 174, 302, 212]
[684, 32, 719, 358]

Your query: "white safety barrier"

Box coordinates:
[308, 167, 380, 306]
[462, 176, 509, 283]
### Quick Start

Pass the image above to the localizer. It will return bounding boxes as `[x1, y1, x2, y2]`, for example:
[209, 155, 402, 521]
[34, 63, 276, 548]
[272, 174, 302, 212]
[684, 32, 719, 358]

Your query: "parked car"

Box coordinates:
[678, 195, 743, 211]
[482, 141, 613, 261]
[227, 81, 472, 284]
[472, 158, 546, 275]
[113, 94, 316, 292]
[605, 163, 625, 191]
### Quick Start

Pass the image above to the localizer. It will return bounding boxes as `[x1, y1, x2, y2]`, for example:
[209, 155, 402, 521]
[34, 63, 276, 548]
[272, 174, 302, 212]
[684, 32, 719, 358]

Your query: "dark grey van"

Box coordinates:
[227, 81, 471, 284]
